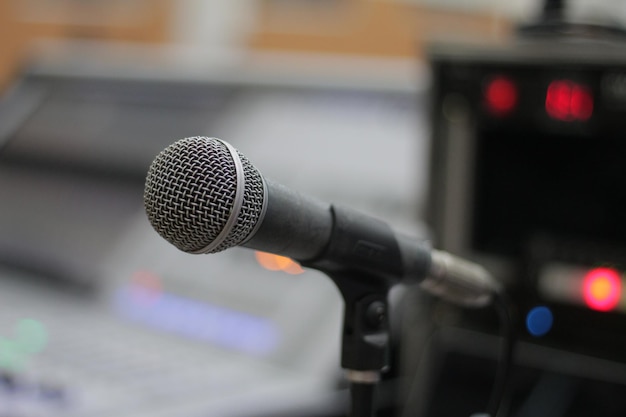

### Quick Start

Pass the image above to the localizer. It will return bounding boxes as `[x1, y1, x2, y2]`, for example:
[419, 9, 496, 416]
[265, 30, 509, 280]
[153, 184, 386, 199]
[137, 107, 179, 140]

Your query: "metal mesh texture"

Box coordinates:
[143, 137, 265, 253]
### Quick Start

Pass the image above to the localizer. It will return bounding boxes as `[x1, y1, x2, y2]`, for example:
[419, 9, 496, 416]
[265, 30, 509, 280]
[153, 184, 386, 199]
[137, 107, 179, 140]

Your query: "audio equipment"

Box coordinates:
[428, 40, 626, 298]
[405, 38, 626, 417]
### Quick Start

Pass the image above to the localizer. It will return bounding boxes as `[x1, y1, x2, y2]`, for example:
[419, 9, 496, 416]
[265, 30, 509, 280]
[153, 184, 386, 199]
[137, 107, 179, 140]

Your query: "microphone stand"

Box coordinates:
[298, 206, 419, 417]
[326, 271, 392, 417]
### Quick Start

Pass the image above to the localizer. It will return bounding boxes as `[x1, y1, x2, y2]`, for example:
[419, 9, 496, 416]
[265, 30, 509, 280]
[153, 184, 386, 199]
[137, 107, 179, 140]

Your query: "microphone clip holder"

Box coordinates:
[301, 206, 407, 416]
[329, 271, 391, 374]
[301, 205, 404, 374]
[327, 270, 393, 417]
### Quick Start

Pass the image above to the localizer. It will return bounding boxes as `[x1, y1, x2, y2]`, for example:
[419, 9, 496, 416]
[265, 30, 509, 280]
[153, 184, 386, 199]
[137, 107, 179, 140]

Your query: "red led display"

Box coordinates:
[545, 80, 593, 121]
[484, 76, 517, 116]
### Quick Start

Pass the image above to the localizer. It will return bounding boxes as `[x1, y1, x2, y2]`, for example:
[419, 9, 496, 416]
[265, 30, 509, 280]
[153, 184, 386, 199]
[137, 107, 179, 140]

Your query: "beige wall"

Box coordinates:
[0, 0, 173, 90]
[0, 1, 25, 90]
[248, 0, 512, 59]
[0, 0, 521, 89]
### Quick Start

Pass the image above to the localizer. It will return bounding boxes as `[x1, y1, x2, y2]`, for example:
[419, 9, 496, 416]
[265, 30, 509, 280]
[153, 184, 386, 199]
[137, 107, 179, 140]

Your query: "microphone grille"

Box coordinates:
[144, 137, 266, 254]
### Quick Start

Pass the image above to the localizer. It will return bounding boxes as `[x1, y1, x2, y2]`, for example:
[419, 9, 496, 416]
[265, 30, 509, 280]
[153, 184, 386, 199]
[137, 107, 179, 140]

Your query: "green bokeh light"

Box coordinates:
[0, 338, 27, 372]
[0, 319, 48, 372]
[17, 318, 48, 353]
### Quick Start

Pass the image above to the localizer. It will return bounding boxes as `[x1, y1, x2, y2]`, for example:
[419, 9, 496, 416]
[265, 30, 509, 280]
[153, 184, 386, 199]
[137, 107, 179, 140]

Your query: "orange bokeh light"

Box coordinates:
[255, 251, 304, 275]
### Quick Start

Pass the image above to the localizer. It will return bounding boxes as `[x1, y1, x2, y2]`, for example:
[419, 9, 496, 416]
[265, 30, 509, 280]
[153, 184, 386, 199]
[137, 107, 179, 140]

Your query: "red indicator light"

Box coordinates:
[546, 80, 593, 121]
[484, 76, 517, 115]
[582, 267, 621, 312]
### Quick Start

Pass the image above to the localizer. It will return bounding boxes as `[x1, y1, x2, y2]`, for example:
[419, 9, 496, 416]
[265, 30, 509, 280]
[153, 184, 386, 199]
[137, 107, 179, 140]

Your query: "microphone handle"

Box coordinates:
[243, 179, 496, 306]
[243, 180, 333, 261]
[243, 179, 432, 284]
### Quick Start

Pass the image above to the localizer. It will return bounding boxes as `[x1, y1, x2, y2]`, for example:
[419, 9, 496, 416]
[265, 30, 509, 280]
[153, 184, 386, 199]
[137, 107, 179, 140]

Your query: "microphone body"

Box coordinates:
[244, 180, 495, 306]
[144, 137, 499, 307]
[243, 179, 428, 280]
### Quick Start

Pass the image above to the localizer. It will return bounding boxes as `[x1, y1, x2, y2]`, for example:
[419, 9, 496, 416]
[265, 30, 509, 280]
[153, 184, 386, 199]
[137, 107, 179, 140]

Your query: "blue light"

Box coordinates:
[113, 286, 280, 356]
[526, 306, 553, 337]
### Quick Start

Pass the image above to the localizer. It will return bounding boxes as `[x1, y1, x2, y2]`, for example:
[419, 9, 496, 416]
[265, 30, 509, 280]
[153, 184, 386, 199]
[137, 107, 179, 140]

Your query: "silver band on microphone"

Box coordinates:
[193, 138, 246, 254]
[345, 370, 381, 384]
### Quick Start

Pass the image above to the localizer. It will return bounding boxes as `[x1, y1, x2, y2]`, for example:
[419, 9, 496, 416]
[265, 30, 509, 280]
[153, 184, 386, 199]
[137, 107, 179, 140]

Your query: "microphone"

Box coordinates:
[144, 136, 499, 307]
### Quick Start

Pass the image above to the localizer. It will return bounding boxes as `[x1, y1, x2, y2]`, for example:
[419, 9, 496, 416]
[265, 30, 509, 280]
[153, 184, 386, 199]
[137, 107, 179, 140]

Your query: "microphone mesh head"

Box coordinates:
[144, 137, 265, 254]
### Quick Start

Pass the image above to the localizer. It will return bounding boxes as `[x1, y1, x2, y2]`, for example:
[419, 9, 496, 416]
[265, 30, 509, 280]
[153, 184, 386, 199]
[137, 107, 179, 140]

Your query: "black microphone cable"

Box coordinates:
[398, 285, 516, 417]
[485, 289, 517, 417]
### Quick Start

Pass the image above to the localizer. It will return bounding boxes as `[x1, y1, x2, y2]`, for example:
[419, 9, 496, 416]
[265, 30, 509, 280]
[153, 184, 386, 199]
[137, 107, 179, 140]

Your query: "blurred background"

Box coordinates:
[2, 0, 626, 416]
